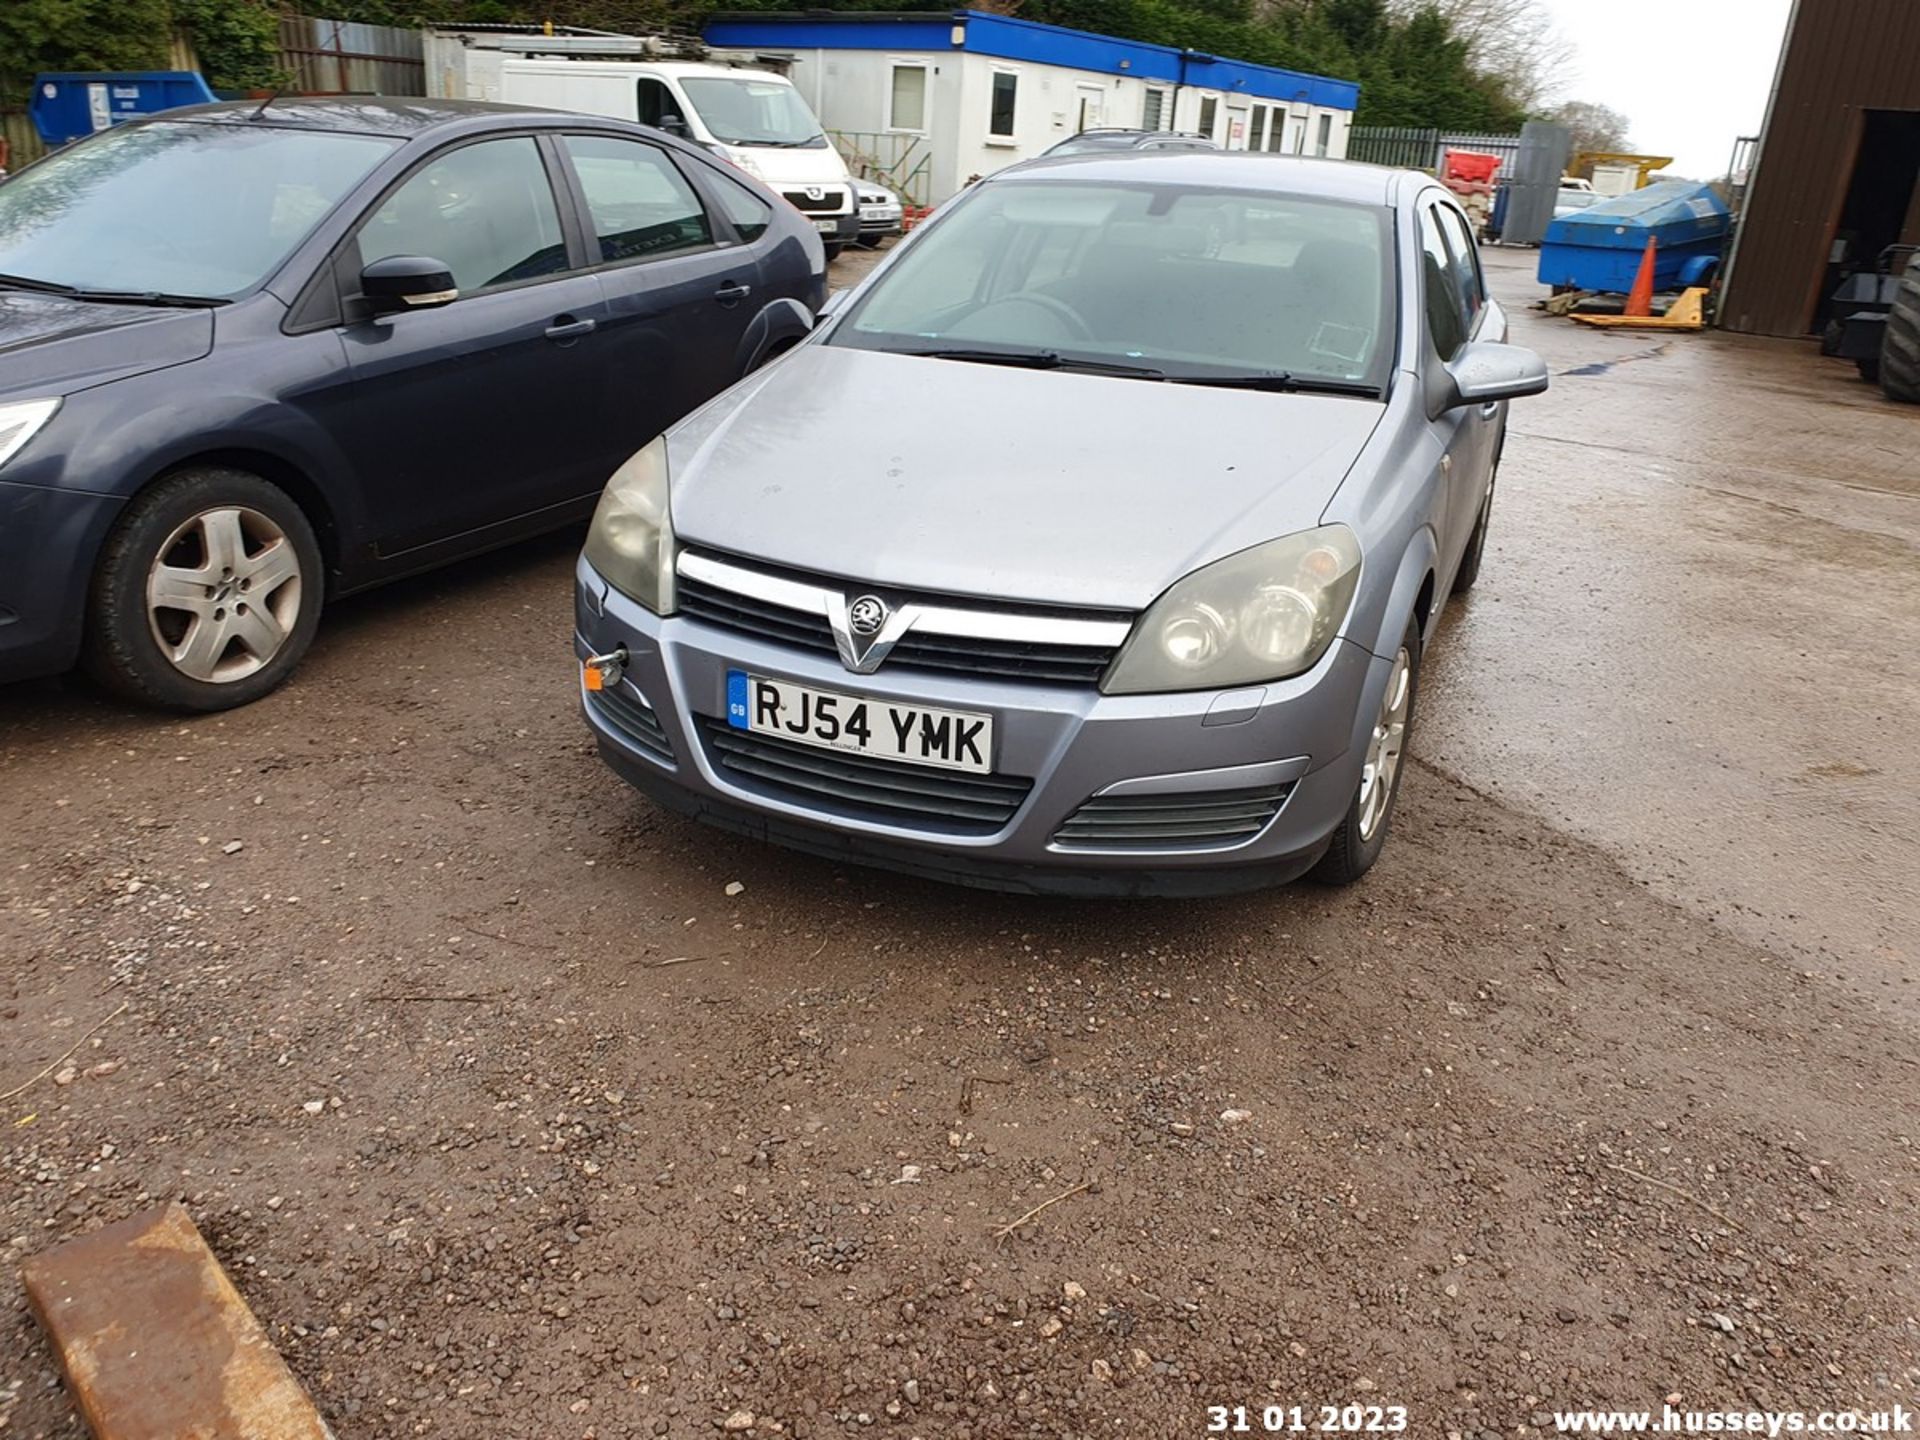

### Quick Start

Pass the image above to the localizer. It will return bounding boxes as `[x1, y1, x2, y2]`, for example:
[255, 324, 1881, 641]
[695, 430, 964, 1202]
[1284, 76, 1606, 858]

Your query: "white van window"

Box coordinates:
[636, 79, 686, 132]
[679, 77, 828, 149]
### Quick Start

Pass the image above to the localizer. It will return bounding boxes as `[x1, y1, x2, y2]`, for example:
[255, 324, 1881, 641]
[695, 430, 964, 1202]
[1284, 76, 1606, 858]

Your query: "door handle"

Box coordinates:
[544, 315, 597, 342]
[714, 281, 753, 305]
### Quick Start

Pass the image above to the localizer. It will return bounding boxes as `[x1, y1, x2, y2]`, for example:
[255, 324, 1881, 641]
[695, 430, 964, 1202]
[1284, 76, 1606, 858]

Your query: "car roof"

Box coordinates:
[145, 97, 562, 138]
[997, 150, 1411, 205]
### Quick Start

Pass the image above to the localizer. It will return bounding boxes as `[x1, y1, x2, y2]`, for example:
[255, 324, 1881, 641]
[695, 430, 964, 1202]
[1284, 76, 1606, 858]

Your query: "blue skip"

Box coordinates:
[28, 72, 218, 147]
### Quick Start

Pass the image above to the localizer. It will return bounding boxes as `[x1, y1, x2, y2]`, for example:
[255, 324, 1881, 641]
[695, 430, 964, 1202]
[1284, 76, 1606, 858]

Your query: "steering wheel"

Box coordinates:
[955, 292, 1095, 344]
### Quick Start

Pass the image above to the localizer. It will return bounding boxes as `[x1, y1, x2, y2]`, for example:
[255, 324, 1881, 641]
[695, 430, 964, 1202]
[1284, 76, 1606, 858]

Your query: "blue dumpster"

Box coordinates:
[28, 72, 218, 147]
[1537, 180, 1731, 293]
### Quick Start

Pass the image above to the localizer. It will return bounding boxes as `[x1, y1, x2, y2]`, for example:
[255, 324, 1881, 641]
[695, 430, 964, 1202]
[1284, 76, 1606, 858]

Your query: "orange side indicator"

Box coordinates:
[583, 663, 604, 692]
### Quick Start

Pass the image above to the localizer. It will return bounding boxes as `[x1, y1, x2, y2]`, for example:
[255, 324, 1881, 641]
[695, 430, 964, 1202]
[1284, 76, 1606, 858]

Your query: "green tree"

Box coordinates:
[0, 0, 282, 99]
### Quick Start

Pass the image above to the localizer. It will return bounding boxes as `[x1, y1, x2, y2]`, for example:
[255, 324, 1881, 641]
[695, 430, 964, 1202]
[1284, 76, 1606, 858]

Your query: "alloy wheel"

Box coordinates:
[1356, 645, 1411, 842]
[145, 506, 304, 683]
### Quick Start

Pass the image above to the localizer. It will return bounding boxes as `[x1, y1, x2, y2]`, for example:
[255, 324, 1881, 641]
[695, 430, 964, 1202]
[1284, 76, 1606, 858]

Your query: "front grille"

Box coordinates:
[1052, 784, 1294, 851]
[589, 685, 674, 764]
[701, 719, 1032, 836]
[677, 573, 1123, 688]
[782, 188, 846, 214]
[681, 576, 838, 659]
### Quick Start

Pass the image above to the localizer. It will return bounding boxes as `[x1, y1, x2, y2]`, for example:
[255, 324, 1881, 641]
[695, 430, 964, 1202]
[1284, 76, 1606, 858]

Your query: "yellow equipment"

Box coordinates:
[1569, 287, 1709, 330]
[1571, 152, 1676, 190]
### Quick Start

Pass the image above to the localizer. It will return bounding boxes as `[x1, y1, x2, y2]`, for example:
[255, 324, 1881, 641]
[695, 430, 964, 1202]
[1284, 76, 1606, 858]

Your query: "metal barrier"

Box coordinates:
[828, 130, 932, 208]
[1348, 126, 1527, 173]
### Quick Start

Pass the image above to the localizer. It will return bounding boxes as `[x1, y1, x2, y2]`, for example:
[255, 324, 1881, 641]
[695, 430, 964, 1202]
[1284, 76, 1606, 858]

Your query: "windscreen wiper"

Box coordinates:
[905, 347, 1165, 379]
[1171, 371, 1380, 397]
[0, 274, 221, 307]
[60, 289, 226, 308]
[0, 272, 77, 295]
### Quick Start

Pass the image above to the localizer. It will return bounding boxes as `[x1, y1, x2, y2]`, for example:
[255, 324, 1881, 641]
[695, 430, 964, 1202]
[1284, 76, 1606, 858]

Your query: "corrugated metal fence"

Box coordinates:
[1348, 126, 1526, 173]
[277, 14, 424, 96]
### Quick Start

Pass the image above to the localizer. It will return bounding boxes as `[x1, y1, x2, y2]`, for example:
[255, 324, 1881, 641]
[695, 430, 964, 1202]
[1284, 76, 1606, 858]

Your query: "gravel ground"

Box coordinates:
[3, 244, 1918, 1437]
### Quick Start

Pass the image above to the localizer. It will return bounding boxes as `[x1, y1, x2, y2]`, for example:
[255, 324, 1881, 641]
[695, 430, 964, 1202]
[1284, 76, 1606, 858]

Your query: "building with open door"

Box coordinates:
[1720, 0, 1920, 337]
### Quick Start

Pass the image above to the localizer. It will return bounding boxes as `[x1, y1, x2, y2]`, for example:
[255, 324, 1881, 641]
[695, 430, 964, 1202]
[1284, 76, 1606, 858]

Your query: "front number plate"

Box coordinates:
[812, 218, 838, 234]
[727, 672, 993, 774]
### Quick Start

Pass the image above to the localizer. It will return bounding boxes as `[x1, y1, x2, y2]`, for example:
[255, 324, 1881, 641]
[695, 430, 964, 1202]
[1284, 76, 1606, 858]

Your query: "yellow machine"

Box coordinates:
[1572, 152, 1676, 191]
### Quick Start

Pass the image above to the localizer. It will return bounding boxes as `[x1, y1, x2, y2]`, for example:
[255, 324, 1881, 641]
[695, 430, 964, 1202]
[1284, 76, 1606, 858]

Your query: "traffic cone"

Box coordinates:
[1625, 236, 1658, 317]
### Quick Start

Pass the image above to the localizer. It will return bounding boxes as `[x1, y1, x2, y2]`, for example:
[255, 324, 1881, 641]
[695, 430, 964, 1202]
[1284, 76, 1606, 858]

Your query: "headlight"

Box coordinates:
[583, 436, 676, 614]
[0, 398, 61, 471]
[725, 149, 767, 180]
[1102, 526, 1362, 694]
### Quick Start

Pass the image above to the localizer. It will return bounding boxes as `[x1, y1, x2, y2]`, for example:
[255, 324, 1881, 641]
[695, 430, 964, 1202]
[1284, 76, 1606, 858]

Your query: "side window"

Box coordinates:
[707, 169, 774, 243]
[1435, 204, 1486, 330]
[361, 137, 568, 294]
[1315, 113, 1333, 158]
[563, 135, 713, 263]
[1419, 205, 1468, 360]
[890, 64, 928, 132]
[1198, 96, 1219, 140]
[636, 79, 684, 131]
[989, 72, 1018, 139]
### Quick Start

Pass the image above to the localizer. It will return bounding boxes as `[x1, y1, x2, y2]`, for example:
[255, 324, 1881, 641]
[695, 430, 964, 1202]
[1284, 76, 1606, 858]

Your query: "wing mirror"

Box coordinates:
[1438, 341, 1549, 413]
[813, 288, 850, 326]
[361, 255, 458, 314]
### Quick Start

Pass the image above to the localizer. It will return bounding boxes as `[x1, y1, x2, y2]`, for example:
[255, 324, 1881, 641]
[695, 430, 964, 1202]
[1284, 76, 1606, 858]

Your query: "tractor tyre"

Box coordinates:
[1881, 260, 1920, 404]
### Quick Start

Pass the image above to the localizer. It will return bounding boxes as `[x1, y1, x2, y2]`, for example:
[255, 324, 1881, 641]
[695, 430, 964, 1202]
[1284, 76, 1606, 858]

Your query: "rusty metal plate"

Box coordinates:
[20, 1201, 333, 1440]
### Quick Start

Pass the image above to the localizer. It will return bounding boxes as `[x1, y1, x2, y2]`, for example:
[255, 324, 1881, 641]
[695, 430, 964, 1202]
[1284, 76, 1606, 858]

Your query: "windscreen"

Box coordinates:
[679, 78, 828, 149]
[830, 180, 1394, 387]
[0, 121, 396, 299]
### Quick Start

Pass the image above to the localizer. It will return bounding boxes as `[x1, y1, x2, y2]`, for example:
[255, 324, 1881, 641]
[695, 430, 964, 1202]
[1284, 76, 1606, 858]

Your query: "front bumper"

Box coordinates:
[0, 479, 124, 685]
[575, 556, 1389, 895]
[858, 206, 904, 239]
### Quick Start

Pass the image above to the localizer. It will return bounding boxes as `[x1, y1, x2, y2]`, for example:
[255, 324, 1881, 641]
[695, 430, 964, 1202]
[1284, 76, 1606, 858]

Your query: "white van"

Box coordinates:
[426, 39, 861, 255]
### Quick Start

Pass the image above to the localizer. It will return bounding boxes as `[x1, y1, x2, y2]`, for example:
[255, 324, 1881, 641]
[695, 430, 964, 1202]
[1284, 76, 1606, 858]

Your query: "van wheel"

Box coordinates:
[1311, 617, 1421, 886]
[85, 467, 323, 712]
[824, 242, 845, 261]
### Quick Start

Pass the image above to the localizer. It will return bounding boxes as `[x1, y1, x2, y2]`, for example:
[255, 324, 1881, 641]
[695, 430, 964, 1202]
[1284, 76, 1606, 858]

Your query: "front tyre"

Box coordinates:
[1310, 617, 1421, 886]
[1451, 475, 1495, 594]
[84, 467, 323, 712]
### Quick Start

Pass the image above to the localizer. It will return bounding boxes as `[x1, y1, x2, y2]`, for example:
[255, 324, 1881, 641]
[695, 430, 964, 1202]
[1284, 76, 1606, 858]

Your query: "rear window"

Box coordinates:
[831, 179, 1394, 387]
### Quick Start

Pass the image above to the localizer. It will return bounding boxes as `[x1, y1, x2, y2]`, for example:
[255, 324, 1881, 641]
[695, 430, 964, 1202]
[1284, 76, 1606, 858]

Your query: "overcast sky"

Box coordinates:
[1535, 0, 1795, 177]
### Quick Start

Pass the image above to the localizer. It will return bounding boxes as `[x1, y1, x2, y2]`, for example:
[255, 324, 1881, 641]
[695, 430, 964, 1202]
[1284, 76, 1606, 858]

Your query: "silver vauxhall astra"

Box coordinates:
[574, 152, 1548, 894]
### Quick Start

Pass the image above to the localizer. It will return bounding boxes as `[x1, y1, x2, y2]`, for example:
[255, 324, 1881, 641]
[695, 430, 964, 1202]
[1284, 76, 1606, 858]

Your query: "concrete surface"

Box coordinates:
[1427, 246, 1920, 1024]
[2, 240, 1917, 1438]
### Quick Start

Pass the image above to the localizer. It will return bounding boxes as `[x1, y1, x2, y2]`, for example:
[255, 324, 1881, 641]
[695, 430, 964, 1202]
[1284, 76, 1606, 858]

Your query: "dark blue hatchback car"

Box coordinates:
[0, 98, 823, 709]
